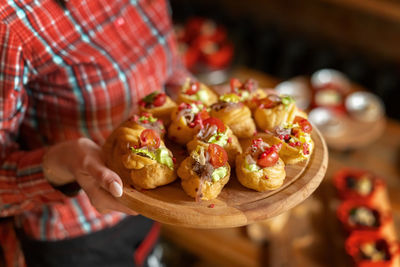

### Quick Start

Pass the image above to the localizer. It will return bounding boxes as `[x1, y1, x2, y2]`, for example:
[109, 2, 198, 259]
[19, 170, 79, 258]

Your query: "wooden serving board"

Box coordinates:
[118, 128, 328, 228]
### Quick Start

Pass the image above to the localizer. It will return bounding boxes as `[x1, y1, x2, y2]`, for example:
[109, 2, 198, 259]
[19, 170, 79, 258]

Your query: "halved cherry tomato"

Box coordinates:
[178, 102, 192, 111]
[257, 148, 279, 168]
[203, 117, 226, 132]
[192, 109, 210, 128]
[140, 129, 161, 149]
[197, 109, 210, 121]
[230, 78, 242, 92]
[153, 93, 166, 107]
[185, 81, 200, 95]
[293, 116, 313, 133]
[208, 144, 228, 168]
[258, 97, 279, 109]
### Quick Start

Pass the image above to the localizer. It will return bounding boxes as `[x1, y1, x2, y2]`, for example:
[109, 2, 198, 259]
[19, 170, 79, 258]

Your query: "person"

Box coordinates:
[0, 0, 191, 266]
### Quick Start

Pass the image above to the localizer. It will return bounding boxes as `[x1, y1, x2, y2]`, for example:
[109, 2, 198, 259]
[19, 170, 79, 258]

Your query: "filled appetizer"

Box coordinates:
[254, 94, 306, 131]
[256, 116, 314, 164]
[103, 125, 176, 190]
[345, 232, 399, 266]
[236, 138, 286, 192]
[210, 93, 256, 138]
[334, 168, 391, 212]
[178, 144, 230, 201]
[168, 102, 210, 145]
[138, 91, 177, 125]
[230, 78, 267, 111]
[187, 117, 242, 166]
[337, 200, 396, 241]
[177, 78, 218, 106]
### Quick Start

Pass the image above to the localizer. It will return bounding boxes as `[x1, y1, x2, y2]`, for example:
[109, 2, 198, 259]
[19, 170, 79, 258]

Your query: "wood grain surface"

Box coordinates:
[118, 127, 328, 228]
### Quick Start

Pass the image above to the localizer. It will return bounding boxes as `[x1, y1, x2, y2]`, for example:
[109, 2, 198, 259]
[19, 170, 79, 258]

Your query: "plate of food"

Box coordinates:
[103, 78, 328, 228]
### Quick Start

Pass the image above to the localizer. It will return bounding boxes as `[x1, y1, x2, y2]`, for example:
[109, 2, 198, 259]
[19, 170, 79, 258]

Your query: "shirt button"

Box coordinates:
[116, 18, 125, 26]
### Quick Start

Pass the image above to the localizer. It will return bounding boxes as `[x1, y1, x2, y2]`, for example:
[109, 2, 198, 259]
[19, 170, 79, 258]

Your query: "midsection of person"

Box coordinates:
[0, 0, 176, 241]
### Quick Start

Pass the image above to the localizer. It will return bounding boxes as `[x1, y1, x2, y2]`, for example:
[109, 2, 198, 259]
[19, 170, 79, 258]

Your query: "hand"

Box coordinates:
[43, 138, 137, 215]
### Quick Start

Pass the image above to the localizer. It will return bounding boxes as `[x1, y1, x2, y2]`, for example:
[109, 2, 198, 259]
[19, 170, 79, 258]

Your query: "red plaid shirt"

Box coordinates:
[0, 0, 189, 266]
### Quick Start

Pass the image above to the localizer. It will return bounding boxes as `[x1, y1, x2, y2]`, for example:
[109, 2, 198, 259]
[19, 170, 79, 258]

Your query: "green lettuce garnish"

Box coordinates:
[155, 147, 174, 170]
[281, 95, 294, 108]
[211, 167, 227, 182]
[130, 147, 155, 160]
[131, 147, 174, 169]
[139, 115, 158, 123]
[142, 92, 159, 104]
[207, 132, 228, 147]
[244, 161, 261, 172]
[220, 93, 241, 103]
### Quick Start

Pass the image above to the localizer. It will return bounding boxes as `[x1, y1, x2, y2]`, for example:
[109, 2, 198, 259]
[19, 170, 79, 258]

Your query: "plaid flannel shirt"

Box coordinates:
[0, 0, 190, 265]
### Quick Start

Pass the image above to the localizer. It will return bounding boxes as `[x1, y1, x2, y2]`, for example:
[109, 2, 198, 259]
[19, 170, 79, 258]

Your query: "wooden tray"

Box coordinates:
[118, 127, 328, 228]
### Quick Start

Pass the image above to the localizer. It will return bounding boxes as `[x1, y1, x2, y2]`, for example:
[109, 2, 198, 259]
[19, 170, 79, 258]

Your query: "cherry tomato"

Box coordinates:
[192, 109, 210, 128]
[293, 116, 313, 133]
[257, 148, 279, 168]
[203, 117, 226, 132]
[140, 129, 161, 149]
[153, 93, 166, 107]
[138, 99, 147, 107]
[208, 144, 228, 168]
[197, 109, 210, 121]
[185, 81, 200, 95]
[258, 97, 279, 109]
[230, 78, 242, 92]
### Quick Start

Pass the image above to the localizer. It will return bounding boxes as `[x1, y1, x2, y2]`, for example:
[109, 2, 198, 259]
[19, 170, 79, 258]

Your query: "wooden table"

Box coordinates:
[161, 69, 400, 267]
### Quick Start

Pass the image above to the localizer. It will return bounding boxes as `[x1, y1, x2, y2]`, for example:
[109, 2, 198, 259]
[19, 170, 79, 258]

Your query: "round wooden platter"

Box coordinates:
[118, 128, 328, 229]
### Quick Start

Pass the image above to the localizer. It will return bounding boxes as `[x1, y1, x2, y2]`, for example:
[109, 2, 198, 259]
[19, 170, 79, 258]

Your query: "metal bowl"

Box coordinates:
[308, 107, 344, 136]
[311, 69, 350, 93]
[345, 92, 385, 122]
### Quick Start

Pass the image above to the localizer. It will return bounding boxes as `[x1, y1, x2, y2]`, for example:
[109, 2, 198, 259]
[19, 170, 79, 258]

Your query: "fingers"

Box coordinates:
[71, 138, 137, 214]
[80, 157, 123, 198]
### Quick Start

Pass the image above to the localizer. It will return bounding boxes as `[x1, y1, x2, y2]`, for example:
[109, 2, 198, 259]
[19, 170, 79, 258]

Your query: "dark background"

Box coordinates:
[170, 0, 400, 120]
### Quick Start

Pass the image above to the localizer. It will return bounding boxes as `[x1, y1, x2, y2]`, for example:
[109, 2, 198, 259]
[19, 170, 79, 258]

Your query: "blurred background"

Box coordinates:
[156, 1, 400, 266]
[171, 0, 400, 120]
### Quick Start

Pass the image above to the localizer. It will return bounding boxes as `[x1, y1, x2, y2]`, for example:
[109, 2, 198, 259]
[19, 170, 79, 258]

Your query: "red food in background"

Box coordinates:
[333, 168, 390, 212]
[336, 200, 395, 241]
[175, 17, 234, 71]
[345, 231, 399, 267]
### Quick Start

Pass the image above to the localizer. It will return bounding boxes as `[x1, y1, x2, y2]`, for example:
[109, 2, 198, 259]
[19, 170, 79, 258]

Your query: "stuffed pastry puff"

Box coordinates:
[254, 94, 306, 131]
[103, 126, 176, 190]
[139, 91, 177, 125]
[177, 144, 230, 201]
[210, 93, 256, 139]
[236, 138, 286, 192]
[177, 78, 218, 106]
[168, 102, 210, 145]
[128, 112, 166, 139]
[255, 116, 314, 164]
[230, 78, 267, 111]
[187, 117, 242, 166]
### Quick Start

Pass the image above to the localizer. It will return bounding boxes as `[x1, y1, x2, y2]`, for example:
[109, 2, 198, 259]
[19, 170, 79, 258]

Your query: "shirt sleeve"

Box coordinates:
[164, 20, 195, 88]
[0, 23, 65, 217]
